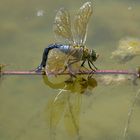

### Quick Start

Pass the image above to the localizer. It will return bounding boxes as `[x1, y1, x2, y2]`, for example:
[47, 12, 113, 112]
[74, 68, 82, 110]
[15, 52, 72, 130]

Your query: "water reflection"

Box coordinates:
[42, 74, 97, 140]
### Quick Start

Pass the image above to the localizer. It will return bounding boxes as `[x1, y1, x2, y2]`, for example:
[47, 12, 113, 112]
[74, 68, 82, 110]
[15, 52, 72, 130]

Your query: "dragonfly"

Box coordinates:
[36, 2, 99, 75]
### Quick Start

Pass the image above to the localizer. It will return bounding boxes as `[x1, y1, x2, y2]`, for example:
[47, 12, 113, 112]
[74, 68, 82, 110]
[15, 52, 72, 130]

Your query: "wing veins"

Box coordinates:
[53, 8, 73, 44]
[73, 2, 93, 45]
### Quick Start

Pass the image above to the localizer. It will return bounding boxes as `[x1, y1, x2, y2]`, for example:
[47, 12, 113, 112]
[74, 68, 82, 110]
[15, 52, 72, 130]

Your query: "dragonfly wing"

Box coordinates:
[46, 48, 82, 74]
[45, 87, 68, 139]
[65, 48, 83, 73]
[73, 2, 93, 45]
[47, 48, 68, 73]
[53, 8, 74, 44]
[64, 93, 82, 136]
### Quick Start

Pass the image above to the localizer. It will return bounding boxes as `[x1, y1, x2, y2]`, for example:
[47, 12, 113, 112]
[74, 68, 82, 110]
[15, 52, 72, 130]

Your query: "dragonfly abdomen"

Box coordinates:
[59, 45, 83, 60]
[58, 44, 71, 54]
[39, 44, 70, 68]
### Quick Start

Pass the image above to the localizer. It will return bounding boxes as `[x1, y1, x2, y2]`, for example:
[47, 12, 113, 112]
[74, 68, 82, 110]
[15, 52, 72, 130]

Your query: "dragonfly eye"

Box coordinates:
[91, 50, 98, 61]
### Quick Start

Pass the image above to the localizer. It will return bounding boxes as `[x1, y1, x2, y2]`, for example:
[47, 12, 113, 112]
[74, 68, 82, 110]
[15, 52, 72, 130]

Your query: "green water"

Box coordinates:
[0, 0, 140, 140]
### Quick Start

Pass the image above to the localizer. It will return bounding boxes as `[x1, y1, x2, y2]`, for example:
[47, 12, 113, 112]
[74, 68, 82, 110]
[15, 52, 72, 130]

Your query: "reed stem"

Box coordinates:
[0, 69, 139, 78]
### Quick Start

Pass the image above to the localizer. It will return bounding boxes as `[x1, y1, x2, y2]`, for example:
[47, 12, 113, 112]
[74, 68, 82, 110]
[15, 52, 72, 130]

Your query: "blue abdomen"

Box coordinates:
[48, 44, 70, 54]
[39, 44, 71, 68]
[59, 45, 70, 54]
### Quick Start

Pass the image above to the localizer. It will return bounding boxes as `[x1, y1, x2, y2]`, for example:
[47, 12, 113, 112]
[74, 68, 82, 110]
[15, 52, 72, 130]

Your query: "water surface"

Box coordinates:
[0, 0, 140, 140]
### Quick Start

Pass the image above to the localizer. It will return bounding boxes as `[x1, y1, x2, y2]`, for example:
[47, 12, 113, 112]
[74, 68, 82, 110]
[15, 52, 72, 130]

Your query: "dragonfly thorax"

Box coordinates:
[82, 48, 98, 62]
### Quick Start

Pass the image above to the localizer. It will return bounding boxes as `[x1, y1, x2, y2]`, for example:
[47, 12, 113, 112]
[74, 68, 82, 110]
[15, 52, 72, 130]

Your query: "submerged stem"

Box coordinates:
[123, 89, 140, 139]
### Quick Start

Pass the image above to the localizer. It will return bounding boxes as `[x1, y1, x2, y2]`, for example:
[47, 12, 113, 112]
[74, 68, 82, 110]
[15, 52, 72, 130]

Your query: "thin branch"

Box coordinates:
[0, 69, 139, 78]
[122, 89, 140, 140]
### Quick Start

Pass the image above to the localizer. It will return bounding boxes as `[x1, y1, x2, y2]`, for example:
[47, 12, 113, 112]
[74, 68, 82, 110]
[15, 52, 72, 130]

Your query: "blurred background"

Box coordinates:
[0, 0, 140, 140]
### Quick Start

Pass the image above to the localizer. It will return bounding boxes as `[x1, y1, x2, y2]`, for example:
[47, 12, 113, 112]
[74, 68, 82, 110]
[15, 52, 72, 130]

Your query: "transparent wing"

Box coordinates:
[46, 48, 68, 72]
[53, 8, 74, 44]
[45, 86, 68, 139]
[46, 48, 82, 74]
[45, 85, 81, 139]
[73, 2, 93, 45]
[64, 93, 81, 136]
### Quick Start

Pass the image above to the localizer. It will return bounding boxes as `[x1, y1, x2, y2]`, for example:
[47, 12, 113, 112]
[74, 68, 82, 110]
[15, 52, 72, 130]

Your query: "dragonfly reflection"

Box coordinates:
[43, 74, 97, 139]
[36, 2, 99, 76]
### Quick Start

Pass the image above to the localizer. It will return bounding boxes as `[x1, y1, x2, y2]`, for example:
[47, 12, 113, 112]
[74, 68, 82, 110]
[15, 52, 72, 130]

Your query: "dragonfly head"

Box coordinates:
[90, 49, 99, 62]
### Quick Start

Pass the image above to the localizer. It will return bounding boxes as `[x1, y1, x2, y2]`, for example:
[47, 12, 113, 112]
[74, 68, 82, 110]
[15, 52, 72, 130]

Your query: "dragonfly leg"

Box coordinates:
[79, 60, 90, 73]
[67, 58, 80, 77]
[57, 65, 67, 74]
[87, 60, 97, 78]
[57, 49, 79, 74]
[58, 56, 80, 77]
[81, 60, 86, 67]
[89, 60, 98, 70]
